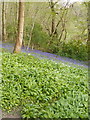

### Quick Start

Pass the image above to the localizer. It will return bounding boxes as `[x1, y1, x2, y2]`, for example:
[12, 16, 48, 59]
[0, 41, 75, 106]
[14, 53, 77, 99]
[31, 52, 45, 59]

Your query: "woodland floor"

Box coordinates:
[0, 41, 88, 118]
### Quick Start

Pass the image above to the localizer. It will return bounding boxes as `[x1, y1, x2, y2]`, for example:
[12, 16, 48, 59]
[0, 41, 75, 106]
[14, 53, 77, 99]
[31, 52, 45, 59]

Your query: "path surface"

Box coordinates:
[0, 41, 88, 68]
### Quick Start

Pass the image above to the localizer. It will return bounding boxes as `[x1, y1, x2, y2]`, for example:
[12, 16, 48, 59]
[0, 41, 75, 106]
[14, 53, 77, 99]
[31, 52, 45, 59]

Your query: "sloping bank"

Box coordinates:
[1, 52, 88, 118]
[0, 41, 88, 68]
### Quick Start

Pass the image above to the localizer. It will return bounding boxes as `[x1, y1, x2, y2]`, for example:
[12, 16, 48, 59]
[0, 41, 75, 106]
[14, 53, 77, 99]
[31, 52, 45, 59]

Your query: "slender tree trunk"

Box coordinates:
[88, 2, 90, 119]
[0, 3, 2, 41]
[13, 0, 24, 53]
[16, 1, 18, 21]
[51, 16, 55, 36]
[48, 0, 56, 45]
[14, 1, 18, 37]
[88, 2, 90, 60]
[26, 7, 39, 50]
[26, 22, 35, 50]
[88, 2, 90, 42]
[51, 1, 55, 36]
[2, 2, 7, 42]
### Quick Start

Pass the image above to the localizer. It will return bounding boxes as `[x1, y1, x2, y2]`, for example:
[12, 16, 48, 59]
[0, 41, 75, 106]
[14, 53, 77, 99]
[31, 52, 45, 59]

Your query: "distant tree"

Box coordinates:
[88, 2, 90, 41]
[49, 0, 56, 36]
[0, 3, 2, 40]
[26, 6, 39, 50]
[88, 2, 90, 61]
[13, 0, 24, 53]
[48, 0, 59, 38]
[2, 2, 7, 42]
[47, 0, 68, 45]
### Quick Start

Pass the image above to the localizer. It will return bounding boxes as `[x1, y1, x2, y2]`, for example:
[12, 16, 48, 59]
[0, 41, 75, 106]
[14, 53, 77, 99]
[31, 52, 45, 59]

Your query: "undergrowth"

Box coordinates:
[1, 52, 88, 118]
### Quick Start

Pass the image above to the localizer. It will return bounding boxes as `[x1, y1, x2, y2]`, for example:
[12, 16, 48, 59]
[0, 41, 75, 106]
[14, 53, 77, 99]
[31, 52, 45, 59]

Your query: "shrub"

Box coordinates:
[58, 40, 88, 61]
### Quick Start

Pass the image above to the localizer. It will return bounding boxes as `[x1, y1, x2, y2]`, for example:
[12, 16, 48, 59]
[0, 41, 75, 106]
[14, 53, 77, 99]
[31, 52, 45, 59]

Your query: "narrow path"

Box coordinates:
[1, 41, 88, 68]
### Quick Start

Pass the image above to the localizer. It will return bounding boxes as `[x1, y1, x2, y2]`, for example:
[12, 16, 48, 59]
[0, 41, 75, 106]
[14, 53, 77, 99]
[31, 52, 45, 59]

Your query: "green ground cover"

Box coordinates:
[1, 52, 88, 118]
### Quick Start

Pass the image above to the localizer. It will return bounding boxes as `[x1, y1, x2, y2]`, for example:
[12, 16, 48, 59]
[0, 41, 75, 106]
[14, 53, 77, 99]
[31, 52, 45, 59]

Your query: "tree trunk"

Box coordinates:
[26, 7, 39, 50]
[88, 2, 90, 61]
[51, 1, 55, 36]
[13, 0, 24, 53]
[16, 1, 18, 21]
[51, 15, 55, 35]
[0, 3, 2, 41]
[26, 22, 35, 50]
[88, 2, 90, 119]
[2, 2, 7, 42]
[88, 2, 90, 41]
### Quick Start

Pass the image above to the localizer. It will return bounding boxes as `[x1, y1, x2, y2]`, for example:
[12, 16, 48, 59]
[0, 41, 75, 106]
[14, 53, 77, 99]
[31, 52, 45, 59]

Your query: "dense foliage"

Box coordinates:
[58, 40, 88, 61]
[1, 52, 88, 118]
[24, 23, 50, 50]
[24, 23, 88, 61]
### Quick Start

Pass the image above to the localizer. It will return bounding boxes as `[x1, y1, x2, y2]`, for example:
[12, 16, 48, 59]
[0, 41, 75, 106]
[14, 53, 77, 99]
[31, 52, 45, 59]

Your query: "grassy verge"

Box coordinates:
[1, 52, 88, 118]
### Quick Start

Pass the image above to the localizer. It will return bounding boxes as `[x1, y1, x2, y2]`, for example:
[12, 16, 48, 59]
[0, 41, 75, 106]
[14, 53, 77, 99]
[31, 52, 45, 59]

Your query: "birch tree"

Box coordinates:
[2, 2, 7, 42]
